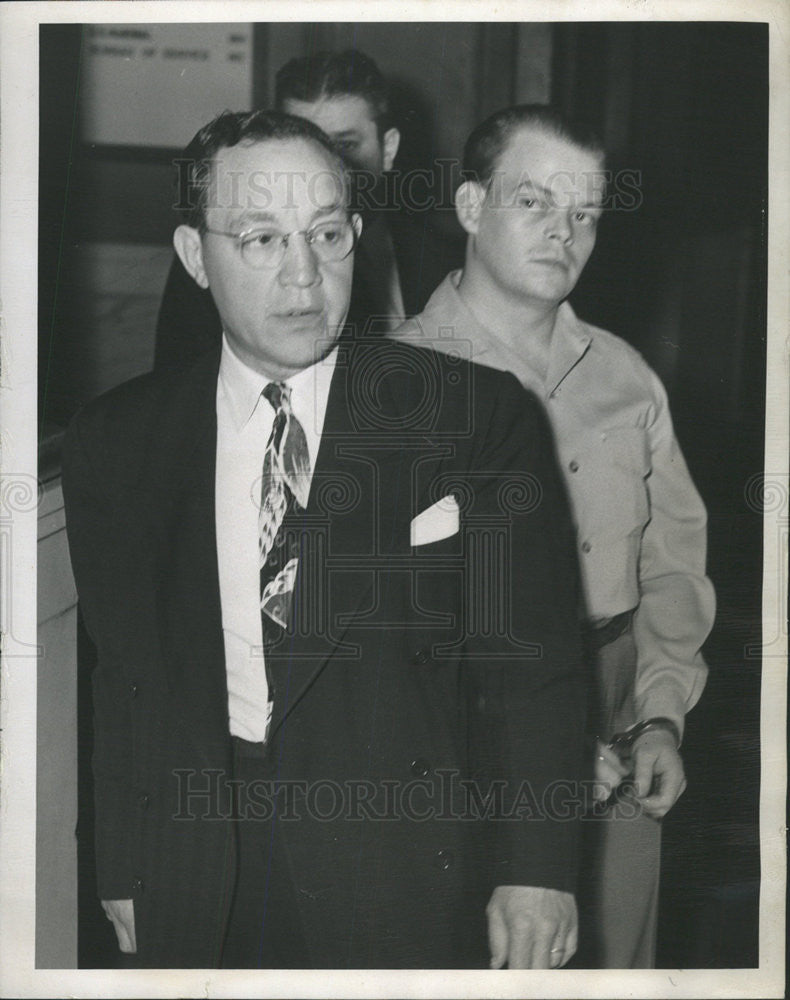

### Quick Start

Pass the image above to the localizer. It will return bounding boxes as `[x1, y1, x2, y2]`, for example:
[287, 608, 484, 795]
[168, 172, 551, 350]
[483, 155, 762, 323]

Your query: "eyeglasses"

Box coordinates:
[203, 219, 358, 269]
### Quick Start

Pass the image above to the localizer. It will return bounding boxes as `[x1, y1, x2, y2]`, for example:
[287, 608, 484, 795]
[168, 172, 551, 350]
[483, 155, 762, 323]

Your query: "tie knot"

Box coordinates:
[263, 381, 291, 413]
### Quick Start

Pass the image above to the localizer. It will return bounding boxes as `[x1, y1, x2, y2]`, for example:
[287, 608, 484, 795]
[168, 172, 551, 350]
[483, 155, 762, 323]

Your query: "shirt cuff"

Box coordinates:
[636, 687, 690, 744]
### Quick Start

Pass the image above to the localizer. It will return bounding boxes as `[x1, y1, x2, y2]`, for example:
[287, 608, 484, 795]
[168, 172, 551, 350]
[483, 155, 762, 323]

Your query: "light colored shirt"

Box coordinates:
[215, 335, 337, 742]
[392, 271, 715, 734]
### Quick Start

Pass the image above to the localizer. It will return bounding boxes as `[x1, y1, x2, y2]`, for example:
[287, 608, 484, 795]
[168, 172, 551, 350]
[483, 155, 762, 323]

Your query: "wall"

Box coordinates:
[36, 480, 78, 968]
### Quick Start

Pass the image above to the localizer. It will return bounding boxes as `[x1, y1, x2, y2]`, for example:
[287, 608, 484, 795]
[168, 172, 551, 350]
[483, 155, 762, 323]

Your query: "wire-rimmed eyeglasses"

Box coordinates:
[203, 219, 358, 269]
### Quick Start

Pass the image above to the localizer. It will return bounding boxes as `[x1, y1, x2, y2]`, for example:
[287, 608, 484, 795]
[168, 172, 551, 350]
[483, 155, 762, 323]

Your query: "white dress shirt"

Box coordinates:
[215, 335, 338, 742]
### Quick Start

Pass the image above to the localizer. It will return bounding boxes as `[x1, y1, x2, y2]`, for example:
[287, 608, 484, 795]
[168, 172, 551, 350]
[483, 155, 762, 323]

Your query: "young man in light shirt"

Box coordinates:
[391, 104, 716, 967]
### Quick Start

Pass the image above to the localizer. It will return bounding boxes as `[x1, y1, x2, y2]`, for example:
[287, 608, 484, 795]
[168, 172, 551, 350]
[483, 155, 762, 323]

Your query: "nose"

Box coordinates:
[545, 208, 574, 245]
[278, 232, 321, 287]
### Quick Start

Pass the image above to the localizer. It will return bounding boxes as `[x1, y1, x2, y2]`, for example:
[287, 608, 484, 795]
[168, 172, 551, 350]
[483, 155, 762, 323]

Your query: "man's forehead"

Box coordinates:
[211, 136, 340, 175]
[207, 137, 347, 214]
[282, 94, 377, 134]
[496, 125, 604, 175]
[490, 126, 606, 201]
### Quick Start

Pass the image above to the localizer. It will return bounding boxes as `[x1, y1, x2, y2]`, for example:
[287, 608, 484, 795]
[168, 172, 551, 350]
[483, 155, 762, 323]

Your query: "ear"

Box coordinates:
[173, 225, 209, 289]
[381, 127, 401, 172]
[455, 180, 487, 235]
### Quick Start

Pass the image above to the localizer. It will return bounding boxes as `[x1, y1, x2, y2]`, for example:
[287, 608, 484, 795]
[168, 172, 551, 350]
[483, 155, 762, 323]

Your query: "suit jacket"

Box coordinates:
[153, 209, 465, 370]
[62, 334, 586, 969]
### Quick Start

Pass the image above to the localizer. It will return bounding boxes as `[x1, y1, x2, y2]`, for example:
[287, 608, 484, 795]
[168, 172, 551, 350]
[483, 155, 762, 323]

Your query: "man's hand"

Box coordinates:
[632, 729, 687, 818]
[486, 885, 577, 969]
[101, 898, 136, 953]
[592, 739, 631, 802]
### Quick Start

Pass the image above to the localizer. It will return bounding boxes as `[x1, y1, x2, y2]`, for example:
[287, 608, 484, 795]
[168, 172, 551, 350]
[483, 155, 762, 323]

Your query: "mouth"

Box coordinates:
[529, 257, 568, 268]
[272, 308, 325, 328]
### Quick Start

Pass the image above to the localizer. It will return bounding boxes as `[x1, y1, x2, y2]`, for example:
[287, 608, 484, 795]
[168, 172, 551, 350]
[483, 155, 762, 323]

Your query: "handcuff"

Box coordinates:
[607, 717, 681, 771]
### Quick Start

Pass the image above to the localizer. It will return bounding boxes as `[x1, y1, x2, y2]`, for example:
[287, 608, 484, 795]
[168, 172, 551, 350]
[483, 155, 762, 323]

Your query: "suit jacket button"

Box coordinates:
[410, 757, 430, 777]
[581, 540, 592, 553]
[435, 849, 454, 870]
[131, 877, 144, 892]
[129, 683, 138, 697]
[138, 793, 149, 809]
[569, 460, 580, 473]
[412, 648, 429, 665]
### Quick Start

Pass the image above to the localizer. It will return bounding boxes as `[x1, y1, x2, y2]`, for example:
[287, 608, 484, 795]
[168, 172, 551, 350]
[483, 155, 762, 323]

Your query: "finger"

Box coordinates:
[561, 917, 578, 966]
[506, 916, 539, 969]
[632, 749, 657, 798]
[548, 939, 565, 968]
[487, 903, 508, 969]
[528, 929, 554, 970]
[597, 743, 630, 776]
[593, 759, 628, 802]
[643, 774, 686, 817]
[591, 780, 611, 803]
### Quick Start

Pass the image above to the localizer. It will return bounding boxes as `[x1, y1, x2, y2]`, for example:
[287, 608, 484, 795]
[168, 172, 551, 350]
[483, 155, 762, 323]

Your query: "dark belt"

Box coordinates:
[583, 608, 635, 653]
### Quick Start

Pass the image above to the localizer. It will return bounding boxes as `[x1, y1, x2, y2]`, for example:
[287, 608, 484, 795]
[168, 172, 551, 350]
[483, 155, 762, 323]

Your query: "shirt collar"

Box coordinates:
[218, 334, 338, 438]
[422, 272, 591, 396]
[545, 300, 592, 395]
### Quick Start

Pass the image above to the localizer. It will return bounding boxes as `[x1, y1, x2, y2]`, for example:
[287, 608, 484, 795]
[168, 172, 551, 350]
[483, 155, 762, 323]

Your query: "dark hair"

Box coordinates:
[177, 109, 347, 231]
[463, 104, 606, 187]
[275, 49, 391, 136]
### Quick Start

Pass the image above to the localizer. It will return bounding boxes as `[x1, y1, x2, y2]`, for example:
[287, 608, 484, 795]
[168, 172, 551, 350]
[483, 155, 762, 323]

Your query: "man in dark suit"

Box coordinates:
[154, 49, 463, 370]
[63, 109, 586, 970]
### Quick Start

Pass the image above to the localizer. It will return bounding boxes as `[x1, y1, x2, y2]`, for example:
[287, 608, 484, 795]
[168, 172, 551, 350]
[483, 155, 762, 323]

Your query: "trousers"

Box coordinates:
[221, 738, 311, 969]
[575, 622, 661, 968]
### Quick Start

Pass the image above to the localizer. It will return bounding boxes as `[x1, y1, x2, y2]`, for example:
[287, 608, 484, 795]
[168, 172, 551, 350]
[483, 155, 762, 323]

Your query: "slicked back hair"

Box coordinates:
[275, 49, 392, 137]
[177, 109, 347, 231]
[463, 104, 606, 188]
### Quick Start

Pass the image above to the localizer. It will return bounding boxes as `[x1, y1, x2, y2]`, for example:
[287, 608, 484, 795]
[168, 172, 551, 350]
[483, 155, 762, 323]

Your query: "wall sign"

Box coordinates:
[81, 23, 253, 149]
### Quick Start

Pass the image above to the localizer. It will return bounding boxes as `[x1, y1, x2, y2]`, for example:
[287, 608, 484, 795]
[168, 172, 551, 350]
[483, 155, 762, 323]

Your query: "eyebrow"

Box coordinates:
[514, 181, 604, 210]
[228, 203, 348, 231]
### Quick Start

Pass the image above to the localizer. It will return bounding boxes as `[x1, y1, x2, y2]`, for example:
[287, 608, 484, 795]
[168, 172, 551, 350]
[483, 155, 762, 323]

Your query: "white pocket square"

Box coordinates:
[410, 494, 460, 547]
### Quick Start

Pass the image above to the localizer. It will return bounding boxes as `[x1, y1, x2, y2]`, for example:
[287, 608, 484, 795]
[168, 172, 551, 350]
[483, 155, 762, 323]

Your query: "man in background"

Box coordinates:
[392, 104, 716, 967]
[154, 49, 463, 369]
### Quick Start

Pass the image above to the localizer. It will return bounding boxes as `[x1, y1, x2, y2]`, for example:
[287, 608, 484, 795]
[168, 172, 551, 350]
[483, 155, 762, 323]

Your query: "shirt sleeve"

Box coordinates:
[632, 365, 716, 739]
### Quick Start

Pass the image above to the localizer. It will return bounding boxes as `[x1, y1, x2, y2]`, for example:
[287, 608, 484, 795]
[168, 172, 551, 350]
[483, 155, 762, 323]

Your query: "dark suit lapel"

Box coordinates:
[267, 336, 405, 737]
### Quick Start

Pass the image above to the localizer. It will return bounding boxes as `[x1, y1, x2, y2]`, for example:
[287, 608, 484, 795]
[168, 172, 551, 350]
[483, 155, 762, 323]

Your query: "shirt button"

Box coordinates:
[410, 757, 431, 777]
[569, 460, 579, 473]
[131, 877, 144, 893]
[412, 647, 430, 666]
[435, 849, 454, 871]
[581, 541, 592, 553]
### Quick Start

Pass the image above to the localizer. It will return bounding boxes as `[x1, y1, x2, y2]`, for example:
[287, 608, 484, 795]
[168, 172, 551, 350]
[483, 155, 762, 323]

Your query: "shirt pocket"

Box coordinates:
[587, 426, 650, 537]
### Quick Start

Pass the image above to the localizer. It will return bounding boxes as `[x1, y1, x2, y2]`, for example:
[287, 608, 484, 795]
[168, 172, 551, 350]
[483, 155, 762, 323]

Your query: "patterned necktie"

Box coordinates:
[259, 381, 311, 647]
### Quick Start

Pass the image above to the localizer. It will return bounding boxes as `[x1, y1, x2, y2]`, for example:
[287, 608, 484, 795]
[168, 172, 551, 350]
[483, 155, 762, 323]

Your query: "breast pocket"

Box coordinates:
[587, 426, 651, 536]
